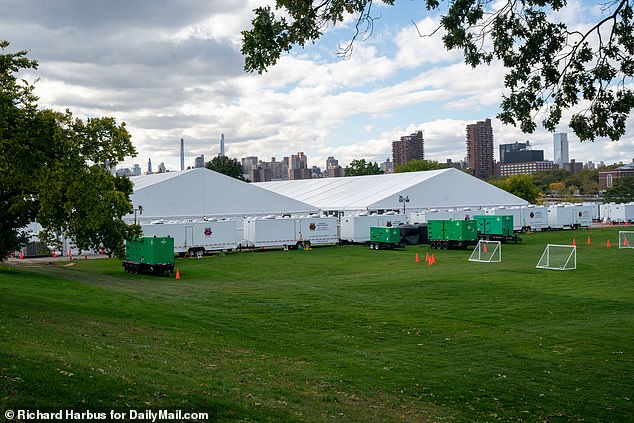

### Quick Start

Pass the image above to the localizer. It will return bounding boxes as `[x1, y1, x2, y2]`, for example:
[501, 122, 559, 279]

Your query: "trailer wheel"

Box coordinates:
[368, 243, 374, 250]
[195, 249, 204, 259]
[442, 242, 449, 250]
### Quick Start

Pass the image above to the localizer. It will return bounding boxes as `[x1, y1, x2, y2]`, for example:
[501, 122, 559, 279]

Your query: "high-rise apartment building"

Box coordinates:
[194, 155, 205, 168]
[288, 152, 311, 180]
[553, 133, 569, 167]
[466, 118, 494, 179]
[325, 156, 344, 177]
[392, 130, 424, 166]
[241, 156, 259, 174]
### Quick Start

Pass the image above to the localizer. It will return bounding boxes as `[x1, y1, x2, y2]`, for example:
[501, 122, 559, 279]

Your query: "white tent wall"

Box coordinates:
[126, 168, 318, 223]
[366, 169, 527, 211]
[256, 168, 527, 215]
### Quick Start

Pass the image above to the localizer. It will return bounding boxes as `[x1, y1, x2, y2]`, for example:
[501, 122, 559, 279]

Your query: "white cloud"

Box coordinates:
[395, 17, 461, 67]
[1, 0, 630, 173]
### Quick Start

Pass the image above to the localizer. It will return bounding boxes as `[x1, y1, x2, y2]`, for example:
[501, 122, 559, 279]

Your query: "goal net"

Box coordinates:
[468, 240, 501, 263]
[619, 231, 634, 249]
[536, 244, 576, 270]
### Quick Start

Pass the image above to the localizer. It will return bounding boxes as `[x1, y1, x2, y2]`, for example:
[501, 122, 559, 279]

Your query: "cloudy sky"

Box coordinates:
[2, 0, 633, 171]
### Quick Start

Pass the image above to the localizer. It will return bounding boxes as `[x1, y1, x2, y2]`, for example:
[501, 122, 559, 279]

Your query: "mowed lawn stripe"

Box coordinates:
[1, 228, 632, 421]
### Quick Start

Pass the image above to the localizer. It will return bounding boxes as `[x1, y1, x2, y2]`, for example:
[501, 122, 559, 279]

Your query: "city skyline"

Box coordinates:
[2, 1, 632, 174]
[122, 127, 626, 177]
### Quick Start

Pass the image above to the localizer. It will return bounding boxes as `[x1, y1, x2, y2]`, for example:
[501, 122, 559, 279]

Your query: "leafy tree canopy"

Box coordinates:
[0, 41, 139, 259]
[344, 158, 384, 176]
[490, 174, 541, 204]
[603, 176, 634, 203]
[394, 159, 448, 173]
[206, 156, 246, 181]
[242, 0, 634, 142]
[531, 168, 599, 196]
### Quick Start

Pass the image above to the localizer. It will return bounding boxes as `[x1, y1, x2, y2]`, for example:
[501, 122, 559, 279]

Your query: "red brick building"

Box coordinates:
[599, 160, 634, 190]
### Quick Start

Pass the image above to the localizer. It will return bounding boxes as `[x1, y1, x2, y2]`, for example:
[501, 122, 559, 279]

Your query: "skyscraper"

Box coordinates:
[288, 152, 311, 180]
[180, 138, 185, 171]
[392, 130, 424, 166]
[553, 133, 569, 167]
[466, 118, 494, 179]
[499, 141, 530, 164]
[147, 158, 152, 174]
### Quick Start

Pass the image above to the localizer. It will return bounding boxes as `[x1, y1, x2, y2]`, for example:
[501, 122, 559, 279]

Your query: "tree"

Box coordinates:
[242, 1, 634, 142]
[564, 169, 599, 195]
[344, 159, 383, 176]
[603, 177, 634, 203]
[533, 169, 571, 193]
[394, 159, 447, 173]
[206, 156, 246, 181]
[1, 41, 139, 260]
[491, 174, 541, 204]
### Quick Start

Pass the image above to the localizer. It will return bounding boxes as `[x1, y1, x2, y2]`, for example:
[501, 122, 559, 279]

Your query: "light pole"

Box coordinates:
[133, 205, 143, 225]
[399, 195, 409, 215]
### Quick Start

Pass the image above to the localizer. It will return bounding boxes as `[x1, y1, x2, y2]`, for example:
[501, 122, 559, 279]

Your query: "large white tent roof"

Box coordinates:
[255, 168, 528, 211]
[128, 168, 318, 219]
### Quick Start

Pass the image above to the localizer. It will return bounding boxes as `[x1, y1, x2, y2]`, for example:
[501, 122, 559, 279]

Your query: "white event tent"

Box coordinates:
[126, 168, 318, 222]
[255, 168, 528, 214]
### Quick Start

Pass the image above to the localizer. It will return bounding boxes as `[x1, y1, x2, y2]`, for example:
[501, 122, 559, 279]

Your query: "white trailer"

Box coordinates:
[520, 206, 548, 231]
[296, 216, 339, 246]
[600, 203, 634, 223]
[339, 213, 407, 243]
[547, 205, 574, 229]
[484, 207, 523, 231]
[571, 204, 593, 228]
[582, 202, 601, 221]
[243, 215, 338, 248]
[141, 219, 238, 257]
[548, 204, 577, 229]
[410, 208, 479, 223]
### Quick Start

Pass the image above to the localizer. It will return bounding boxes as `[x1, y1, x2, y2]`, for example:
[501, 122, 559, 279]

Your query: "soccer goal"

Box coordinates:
[536, 244, 576, 270]
[468, 240, 501, 263]
[619, 231, 634, 249]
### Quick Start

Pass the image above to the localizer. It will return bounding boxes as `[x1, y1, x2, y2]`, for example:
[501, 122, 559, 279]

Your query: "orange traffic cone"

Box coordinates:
[428, 253, 435, 266]
[175, 268, 180, 280]
[624, 237, 629, 247]
[415, 253, 420, 263]
[587, 236, 591, 245]
[483, 243, 488, 253]
[572, 238, 576, 247]
[425, 251, 430, 263]
[607, 239, 611, 248]
[19, 251, 24, 260]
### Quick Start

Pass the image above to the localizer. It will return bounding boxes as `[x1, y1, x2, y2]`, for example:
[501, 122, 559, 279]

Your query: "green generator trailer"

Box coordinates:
[368, 226, 404, 250]
[428, 220, 478, 249]
[473, 215, 522, 243]
[122, 236, 175, 275]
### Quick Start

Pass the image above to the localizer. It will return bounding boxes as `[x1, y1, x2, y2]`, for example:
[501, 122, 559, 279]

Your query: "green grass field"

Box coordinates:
[1, 228, 633, 422]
